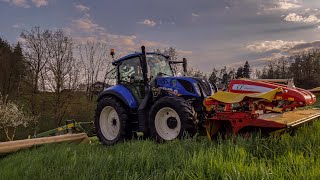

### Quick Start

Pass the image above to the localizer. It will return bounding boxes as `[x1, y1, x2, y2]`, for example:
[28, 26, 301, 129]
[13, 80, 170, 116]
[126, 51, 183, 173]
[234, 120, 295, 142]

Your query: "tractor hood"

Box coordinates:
[155, 76, 213, 98]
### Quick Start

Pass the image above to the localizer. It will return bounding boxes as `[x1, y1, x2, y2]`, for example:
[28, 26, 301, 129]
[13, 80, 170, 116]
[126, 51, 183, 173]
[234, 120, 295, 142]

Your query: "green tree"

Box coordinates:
[243, 61, 251, 78]
[0, 38, 26, 100]
[208, 68, 218, 84]
[236, 67, 243, 79]
[219, 66, 229, 84]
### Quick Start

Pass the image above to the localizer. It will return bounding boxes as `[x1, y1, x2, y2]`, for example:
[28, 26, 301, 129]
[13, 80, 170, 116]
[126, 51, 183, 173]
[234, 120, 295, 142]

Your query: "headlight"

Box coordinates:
[193, 83, 202, 96]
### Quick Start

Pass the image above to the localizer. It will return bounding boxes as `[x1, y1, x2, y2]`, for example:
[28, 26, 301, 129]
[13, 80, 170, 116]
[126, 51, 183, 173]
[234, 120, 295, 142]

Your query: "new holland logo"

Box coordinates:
[172, 79, 177, 87]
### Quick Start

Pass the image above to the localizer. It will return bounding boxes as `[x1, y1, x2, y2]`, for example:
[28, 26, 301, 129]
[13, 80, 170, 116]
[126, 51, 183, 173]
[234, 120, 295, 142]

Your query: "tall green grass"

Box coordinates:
[1, 120, 320, 179]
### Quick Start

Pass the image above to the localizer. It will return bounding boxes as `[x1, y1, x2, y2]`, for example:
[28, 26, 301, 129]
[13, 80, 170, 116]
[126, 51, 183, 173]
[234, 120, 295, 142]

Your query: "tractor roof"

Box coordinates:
[112, 52, 168, 65]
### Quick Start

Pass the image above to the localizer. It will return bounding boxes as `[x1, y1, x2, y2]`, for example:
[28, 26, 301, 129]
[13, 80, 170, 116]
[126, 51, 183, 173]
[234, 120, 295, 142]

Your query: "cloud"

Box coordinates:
[284, 13, 304, 22]
[75, 4, 90, 12]
[275, 1, 301, 10]
[16, 36, 26, 43]
[290, 40, 320, 52]
[69, 16, 138, 51]
[247, 40, 305, 52]
[176, 50, 193, 57]
[192, 13, 200, 17]
[121, 36, 136, 46]
[62, 27, 72, 35]
[284, 13, 320, 23]
[242, 40, 320, 69]
[31, 0, 48, 7]
[2, 0, 48, 8]
[72, 18, 105, 32]
[139, 40, 168, 48]
[12, 23, 24, 29]
[225, 56, 281, 70]
[138, 19, 157, 27]
[304, 15, 320, 23]
[107, 34, 137, 47]
[12, 24, 20, 28]
[68, 15, 183, 57]
[261, 0, 301, 12]
[2, 0, 30, 8]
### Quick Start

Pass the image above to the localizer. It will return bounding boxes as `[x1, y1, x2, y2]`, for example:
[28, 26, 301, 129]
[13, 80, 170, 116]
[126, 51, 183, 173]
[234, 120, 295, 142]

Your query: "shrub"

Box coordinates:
[0, 95, 37, 141]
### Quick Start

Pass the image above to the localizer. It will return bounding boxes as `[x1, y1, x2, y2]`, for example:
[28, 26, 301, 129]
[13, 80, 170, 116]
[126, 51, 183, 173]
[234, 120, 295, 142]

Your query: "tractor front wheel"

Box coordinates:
[95, 97, 128, 145]
[149, 97, 196, 142]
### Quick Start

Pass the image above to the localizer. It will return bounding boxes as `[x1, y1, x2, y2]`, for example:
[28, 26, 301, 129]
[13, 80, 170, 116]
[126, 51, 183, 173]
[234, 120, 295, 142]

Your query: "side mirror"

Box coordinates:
[169, 58, 188, 75]
[183, 58, 188, 73]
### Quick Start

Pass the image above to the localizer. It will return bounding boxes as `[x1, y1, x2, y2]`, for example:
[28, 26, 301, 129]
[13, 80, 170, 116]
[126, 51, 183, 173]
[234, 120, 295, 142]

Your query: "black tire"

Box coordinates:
[95, 96, 128, 145]
[149, 96, 196, 142]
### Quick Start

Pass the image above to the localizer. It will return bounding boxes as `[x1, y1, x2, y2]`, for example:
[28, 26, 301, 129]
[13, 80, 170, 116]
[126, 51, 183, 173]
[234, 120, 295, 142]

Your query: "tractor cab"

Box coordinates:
[113, 53, 173, 103]
[111, 48, 186, 104]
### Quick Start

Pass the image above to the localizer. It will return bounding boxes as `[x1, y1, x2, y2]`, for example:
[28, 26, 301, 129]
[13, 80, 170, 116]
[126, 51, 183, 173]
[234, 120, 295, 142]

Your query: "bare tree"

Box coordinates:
[45, 30, 79, 126]
[185, 67, 206, 79]
[20, 27, 51, 115]
[76, 41, 111, 100]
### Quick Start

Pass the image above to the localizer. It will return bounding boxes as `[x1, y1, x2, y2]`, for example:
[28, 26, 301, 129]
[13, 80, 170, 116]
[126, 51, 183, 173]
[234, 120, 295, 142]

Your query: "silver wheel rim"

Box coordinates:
[155, 107, 181, 140]
[99, 106, 120, 141]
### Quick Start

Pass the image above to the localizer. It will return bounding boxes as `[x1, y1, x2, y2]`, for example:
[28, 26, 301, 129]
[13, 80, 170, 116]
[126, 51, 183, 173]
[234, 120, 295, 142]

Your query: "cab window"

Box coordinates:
[147, 54, 173, 79]
[119, 57, 143, 83]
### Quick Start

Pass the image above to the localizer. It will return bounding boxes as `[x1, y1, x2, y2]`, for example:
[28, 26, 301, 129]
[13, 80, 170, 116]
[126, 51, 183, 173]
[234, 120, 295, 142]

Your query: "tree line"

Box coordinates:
[0, 27, 112, 140]
[206, 61, 251, 88]
[256, 50, 320, 89]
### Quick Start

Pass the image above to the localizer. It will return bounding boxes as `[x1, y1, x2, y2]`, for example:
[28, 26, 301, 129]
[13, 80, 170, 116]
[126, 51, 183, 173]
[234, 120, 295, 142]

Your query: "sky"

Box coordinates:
[1, 0, 320, 72]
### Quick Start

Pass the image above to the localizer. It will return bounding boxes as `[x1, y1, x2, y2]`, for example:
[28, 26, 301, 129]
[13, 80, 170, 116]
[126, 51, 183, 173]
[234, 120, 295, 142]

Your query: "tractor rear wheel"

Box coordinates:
[95, 96, 128, 145]
[149, 96, 196, 142]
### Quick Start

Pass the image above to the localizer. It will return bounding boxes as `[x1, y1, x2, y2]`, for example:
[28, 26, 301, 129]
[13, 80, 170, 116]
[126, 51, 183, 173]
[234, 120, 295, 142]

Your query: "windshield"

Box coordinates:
[147, 54, 173, 78]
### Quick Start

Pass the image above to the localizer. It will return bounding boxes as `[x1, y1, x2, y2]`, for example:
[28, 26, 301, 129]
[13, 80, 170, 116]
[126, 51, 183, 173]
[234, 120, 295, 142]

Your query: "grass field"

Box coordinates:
[1, 96, 319, 179]
[1, 120, 320, 179]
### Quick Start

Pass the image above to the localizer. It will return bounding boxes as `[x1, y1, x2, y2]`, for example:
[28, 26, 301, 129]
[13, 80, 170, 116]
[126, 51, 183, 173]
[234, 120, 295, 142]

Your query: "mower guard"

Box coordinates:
[259, 108, 320, 128]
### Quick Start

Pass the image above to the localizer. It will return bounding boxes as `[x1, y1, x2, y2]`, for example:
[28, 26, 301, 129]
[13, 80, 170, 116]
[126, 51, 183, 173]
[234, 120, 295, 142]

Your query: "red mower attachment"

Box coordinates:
[203, 79, 320, 140]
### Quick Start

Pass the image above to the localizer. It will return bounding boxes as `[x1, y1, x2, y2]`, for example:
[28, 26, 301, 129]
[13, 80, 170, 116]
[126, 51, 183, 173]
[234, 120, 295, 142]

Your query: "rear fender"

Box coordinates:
[98, 84, 139, 109]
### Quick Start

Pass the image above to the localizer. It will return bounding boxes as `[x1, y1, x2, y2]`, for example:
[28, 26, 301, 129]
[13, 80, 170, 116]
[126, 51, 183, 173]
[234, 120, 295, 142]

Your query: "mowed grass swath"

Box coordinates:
[1, 120, 320, 179]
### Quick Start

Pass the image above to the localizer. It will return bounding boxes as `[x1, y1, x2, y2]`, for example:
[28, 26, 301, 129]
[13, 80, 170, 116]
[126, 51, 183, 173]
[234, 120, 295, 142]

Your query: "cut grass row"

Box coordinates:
[1, 120, 320, 179]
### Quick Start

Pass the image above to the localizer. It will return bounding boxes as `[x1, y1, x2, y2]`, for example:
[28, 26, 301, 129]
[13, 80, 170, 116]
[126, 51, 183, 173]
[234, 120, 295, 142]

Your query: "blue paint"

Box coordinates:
[156, 77, 212, 98]
[102, 84, 138, 108]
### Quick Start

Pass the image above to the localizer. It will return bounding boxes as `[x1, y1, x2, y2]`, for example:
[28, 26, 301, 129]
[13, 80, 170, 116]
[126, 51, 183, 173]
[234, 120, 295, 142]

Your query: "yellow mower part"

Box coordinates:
[203, 88, 283, 111]
[207, 87, 282, 104]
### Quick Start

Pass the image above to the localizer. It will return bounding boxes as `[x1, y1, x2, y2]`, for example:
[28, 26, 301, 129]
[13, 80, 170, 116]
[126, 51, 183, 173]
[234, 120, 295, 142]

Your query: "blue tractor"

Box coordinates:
[95, 46, 216, 145]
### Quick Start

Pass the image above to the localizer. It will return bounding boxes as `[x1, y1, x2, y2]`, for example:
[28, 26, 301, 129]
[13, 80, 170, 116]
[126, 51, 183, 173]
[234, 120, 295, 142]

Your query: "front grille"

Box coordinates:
[194, 78, 212, 96]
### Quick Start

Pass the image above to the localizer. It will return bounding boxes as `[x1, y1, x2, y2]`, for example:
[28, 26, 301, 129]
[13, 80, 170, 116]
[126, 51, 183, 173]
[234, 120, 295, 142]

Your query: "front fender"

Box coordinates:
[98, 84, 138, 109]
